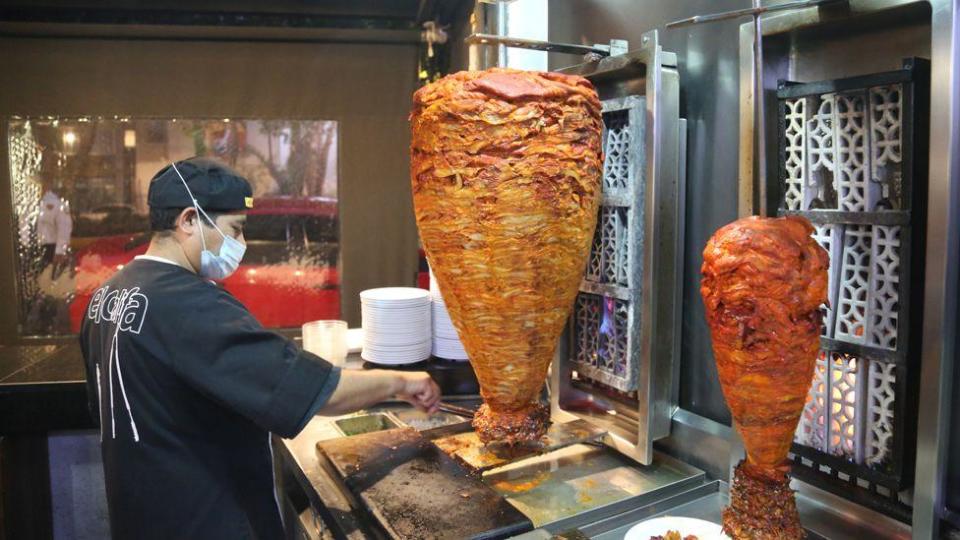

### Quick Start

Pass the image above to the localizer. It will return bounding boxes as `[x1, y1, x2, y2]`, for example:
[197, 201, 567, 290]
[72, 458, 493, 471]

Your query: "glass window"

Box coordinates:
[7, 117, 339, 336]
[505, 0, 548, 71]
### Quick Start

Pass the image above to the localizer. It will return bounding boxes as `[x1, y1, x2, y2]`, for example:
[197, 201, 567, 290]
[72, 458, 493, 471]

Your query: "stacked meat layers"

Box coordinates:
[410, 69, 603, 445]
[701, 216, 829, 539]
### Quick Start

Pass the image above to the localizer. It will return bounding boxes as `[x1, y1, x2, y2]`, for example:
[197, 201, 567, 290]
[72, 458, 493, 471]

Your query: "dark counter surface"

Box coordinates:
[0, 344, 86, 385]
[0, 344, 92, 433]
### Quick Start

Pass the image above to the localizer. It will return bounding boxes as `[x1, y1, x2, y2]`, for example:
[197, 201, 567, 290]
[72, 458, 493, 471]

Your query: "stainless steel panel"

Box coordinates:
[911, 0, 959, 537]
[551, 30, 682, 466]
[549, 0, 745, 429]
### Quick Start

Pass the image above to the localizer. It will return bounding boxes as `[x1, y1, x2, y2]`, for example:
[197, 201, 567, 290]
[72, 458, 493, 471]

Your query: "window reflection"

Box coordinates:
[8, 117, 339, 336]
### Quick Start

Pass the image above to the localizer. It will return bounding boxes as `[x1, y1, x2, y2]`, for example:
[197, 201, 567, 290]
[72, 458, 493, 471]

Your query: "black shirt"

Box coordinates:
[80, 257, 339, 539]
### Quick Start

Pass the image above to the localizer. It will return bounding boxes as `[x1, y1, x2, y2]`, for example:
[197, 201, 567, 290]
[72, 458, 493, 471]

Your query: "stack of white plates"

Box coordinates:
[429, 270, 469, 361]
[360, 287, 432, 365]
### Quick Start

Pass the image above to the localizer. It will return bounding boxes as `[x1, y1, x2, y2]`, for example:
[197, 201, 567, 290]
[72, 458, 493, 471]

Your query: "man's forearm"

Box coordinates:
[315, 369, 404, 416]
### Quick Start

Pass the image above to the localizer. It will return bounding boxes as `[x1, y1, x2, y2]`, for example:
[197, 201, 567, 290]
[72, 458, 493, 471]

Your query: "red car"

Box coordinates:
[69, 196, 340, 332]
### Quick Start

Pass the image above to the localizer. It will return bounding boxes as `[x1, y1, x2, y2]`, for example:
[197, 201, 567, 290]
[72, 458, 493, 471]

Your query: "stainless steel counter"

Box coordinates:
[276, 408, 915, 539]
[273, 358, 911, 539]
[274, 404, 705, 539]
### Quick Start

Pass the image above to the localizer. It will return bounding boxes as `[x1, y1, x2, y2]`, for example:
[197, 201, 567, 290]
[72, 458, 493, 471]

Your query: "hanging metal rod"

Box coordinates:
[665, 0, 845, 29]
[465, 33, 619, 57]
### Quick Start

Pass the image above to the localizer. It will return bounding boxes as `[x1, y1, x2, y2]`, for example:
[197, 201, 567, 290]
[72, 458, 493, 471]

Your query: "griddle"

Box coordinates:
[317, 427, 533, 540]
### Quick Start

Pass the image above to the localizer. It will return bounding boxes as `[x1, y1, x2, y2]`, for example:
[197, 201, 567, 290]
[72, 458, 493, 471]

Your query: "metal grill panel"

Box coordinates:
[835, 93, 869, 212]
[778, 59, 928, 515]
[867, 225, 901, 350]
[784, 98, 806, 210]
[574, 294, 602, 370]
[796, 351, 829, 449]
[602, 109, 631, 190]
[835, 225, 872, 344]
[812, 224, 841, 337]
[805, 96, 836, 209]
[570, 95, 646, 393]
[866, 361, 897, 467]
[826, 353, 863, 461]
[869, 85, 903, 210]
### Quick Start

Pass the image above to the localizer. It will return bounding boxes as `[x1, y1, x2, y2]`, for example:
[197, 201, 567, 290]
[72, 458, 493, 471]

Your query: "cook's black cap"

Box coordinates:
[148, 157, 253, 211]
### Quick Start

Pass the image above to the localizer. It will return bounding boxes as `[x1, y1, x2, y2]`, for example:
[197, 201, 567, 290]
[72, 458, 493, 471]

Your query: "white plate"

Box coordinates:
[363, 323, 431, 331]
[362, 353, 431, 362]
[363, 322, 431, 331]
[365, 336, 431, 344]
[362, 343, 431, 352]
[623, 517, 729, 540]
[364, 326, 430, 334]
[360, 287, 431, 304]
[362, 304, 430, 313]
[363, 315, 432, 323]
[364, 320, 431, 327]
[362, 316, 431, 324]
[362, 340, 432, 349]
[363, 312, 431, 321]
[364, 339, 431, 349]
[364, 332, 431, 341]
[363, 345, 432, 354]
[432, 343, 467, 356]
[362, 351, 431, 364]
[363, 304, 432, 312]
[363, 314, 431, 322]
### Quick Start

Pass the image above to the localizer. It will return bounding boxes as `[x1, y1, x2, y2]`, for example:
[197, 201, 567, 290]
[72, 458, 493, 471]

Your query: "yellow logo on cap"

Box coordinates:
[245, 197, 254, 208]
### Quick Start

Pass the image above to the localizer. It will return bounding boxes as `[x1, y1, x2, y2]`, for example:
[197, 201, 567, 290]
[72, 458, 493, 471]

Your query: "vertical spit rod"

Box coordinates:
[753, 0, 768, 216]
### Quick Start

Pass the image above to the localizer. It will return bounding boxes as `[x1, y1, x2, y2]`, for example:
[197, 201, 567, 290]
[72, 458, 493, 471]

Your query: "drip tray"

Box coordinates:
[483, 445, 706, 529]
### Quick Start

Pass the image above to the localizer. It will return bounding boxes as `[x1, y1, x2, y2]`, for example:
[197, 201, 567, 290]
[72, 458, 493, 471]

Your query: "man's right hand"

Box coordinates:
[395, 372, 441, 414]
[316, 369, 443, 418]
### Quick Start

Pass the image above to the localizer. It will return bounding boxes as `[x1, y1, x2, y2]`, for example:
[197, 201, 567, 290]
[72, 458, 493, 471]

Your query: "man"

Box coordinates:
[21, 175, 73, 333]
[80, 157, 440, 539]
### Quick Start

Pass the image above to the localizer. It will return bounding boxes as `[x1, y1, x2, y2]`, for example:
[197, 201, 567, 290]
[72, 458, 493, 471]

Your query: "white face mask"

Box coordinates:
[169, 162, 246, 280]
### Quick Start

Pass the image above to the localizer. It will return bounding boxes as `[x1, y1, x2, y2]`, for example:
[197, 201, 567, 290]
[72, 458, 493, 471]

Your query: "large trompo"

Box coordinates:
[410, 69, 603, 445]
[701, 216, 829, 539]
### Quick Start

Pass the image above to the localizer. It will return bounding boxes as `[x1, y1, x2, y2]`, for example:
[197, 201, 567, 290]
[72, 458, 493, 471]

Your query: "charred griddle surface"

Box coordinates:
[317, 427, 532, 540]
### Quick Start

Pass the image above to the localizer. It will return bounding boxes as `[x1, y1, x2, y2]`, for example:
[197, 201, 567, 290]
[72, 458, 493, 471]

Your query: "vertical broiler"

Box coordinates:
[412, 29, 686, 462]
